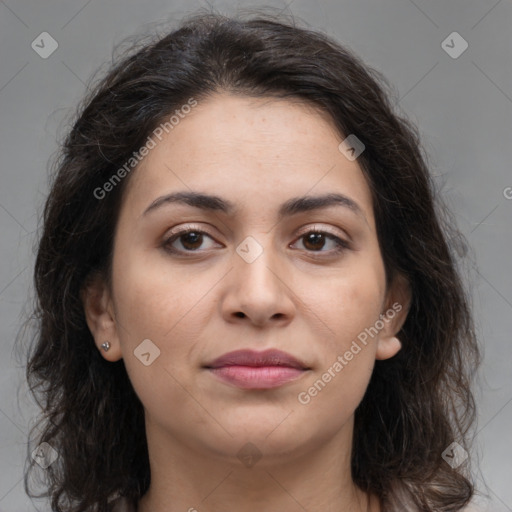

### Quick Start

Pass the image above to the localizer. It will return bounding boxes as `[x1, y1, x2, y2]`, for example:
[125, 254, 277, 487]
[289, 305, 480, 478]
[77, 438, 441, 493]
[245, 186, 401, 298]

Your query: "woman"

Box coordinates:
[24, 10, 480, 512]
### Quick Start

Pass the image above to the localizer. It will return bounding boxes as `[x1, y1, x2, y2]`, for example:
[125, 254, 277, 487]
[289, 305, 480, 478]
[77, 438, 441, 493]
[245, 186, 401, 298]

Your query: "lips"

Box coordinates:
[204, 349, 309, 370]
[203, 349, 310, 390]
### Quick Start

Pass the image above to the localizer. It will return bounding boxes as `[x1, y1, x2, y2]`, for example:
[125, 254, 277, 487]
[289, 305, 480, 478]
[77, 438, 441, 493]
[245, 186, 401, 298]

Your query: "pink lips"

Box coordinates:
[204, 349, 309, 389]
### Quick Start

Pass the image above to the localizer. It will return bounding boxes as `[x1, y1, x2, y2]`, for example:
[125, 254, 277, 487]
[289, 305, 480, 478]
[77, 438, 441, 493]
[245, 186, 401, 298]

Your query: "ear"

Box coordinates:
[375, 272, 412, 361]
[81, 272, 123, 362]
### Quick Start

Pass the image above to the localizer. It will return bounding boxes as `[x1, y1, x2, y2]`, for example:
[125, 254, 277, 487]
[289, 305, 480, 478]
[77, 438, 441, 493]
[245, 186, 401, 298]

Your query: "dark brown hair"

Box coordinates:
[23, 8, 480, 512]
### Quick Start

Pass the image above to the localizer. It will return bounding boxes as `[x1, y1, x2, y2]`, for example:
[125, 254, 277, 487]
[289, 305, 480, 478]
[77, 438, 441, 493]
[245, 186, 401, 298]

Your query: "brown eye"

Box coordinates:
[163, 228, 219, 254]
[302, 232, 327, 251]
[293, 230, 349, 254]
[176, 231, 204, 250]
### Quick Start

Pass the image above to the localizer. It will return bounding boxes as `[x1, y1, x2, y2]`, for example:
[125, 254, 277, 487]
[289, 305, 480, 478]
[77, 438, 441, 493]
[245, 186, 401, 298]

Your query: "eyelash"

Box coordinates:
[162, 225, 350, 258]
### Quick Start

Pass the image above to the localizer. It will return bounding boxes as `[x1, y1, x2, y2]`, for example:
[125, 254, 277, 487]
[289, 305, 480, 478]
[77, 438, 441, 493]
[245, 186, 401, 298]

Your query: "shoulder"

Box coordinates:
[109, 496, 138, 512]
[460, 502, 488, 512]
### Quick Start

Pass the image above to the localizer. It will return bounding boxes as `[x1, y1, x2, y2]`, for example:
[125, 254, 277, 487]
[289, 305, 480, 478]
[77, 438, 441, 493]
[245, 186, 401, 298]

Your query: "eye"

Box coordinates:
[162, 225, 350, 257]
[291, 228, 350, 255]
[162, 227, 219, 254]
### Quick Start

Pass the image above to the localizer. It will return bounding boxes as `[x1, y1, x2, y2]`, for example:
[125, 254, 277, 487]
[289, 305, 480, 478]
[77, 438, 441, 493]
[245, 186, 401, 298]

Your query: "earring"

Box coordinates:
[101, 341, 111, 352]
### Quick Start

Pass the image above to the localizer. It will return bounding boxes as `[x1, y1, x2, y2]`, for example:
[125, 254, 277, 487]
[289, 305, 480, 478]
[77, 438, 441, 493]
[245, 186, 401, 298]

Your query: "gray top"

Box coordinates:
[107, 488, 479, 511]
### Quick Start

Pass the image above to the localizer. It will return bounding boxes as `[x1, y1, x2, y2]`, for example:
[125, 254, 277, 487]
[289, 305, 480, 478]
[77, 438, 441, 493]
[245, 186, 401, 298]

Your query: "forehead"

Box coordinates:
[121, 93, 374, 223]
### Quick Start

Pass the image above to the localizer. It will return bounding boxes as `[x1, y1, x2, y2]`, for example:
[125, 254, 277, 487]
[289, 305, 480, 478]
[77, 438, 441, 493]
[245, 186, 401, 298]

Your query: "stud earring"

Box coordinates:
[101, 341, 111, 352]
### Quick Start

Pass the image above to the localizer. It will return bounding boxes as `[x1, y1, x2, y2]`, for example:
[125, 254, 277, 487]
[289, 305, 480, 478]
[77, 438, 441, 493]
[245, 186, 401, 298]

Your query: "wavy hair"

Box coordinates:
[23, 8, 480, 512]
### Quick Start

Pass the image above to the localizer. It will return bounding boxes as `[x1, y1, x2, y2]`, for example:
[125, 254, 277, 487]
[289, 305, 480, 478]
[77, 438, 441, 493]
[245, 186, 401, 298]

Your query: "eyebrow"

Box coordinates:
[142, 191, 367, 222]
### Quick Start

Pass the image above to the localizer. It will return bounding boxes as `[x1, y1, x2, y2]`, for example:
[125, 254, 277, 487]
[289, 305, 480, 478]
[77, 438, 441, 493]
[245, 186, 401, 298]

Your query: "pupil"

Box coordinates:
[305, 233, 324, 250]
[183, 232, 202, 249]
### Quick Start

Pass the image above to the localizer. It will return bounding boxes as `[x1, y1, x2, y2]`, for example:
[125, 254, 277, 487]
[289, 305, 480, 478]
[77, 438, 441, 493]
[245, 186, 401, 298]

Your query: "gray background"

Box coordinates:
[1, 0, 511, 511]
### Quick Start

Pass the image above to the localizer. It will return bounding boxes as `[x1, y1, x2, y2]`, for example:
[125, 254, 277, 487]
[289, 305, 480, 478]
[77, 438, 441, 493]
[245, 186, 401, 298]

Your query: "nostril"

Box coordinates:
[235, 312, 245, 318]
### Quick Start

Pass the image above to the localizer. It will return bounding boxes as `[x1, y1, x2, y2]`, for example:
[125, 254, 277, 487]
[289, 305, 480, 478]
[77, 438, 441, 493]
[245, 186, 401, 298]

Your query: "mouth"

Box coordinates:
[203, 349, 310, 390]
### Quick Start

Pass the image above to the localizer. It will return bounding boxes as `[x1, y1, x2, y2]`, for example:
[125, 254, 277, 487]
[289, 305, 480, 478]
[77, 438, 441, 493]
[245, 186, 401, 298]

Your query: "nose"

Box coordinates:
[220, 237, 295, 328]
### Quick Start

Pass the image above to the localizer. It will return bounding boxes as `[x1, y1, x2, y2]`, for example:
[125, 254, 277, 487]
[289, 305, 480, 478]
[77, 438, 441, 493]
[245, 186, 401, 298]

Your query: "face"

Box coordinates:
[84, 93, 409, 464]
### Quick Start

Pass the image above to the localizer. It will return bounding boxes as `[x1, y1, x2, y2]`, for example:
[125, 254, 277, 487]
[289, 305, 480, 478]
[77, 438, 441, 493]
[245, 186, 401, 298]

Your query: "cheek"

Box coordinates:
[305, 254, 385, 349]
[296, 300, 380, 434]
[295, 254, 385, 420]
[111, 255, 202, 420]
[111, 248, 215, 387]
[111, 245, 206, 338]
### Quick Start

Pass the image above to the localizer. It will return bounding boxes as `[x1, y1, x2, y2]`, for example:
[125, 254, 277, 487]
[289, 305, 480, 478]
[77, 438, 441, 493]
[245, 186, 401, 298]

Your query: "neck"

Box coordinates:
[137, 416, 380, 512]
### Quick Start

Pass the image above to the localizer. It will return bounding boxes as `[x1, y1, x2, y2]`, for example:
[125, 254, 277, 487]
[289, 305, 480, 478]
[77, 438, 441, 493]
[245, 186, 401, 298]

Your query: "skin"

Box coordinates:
[83, 93, 411, 512]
